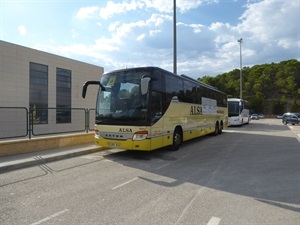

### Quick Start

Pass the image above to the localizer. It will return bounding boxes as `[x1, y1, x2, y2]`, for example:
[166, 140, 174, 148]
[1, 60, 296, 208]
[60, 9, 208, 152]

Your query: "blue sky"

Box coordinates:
[0, 0, 299, 79]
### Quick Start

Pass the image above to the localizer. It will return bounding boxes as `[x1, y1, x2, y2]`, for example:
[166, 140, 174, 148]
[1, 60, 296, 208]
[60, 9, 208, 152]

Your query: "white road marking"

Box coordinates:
[156, 162, 172, 170]
[223, 129, 237, 133]
[207, 216, 221, 225]
[30, 209, 69, 225]
[81, 155, 103, 160]
[112, 177, 138, 190]
[287, 125, 300, 143]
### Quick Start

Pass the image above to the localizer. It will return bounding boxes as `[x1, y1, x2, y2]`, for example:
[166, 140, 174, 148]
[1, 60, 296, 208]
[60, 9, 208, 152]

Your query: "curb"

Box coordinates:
[0, 146, 105, 174]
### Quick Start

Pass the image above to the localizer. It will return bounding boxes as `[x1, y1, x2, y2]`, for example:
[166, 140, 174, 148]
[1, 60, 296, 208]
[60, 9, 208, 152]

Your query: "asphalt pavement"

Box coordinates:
[0, 144, 104, 174]
[1, 119, 299, 174]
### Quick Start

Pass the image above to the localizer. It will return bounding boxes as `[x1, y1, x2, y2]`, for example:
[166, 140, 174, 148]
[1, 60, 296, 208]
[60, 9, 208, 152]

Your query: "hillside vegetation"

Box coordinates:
[198, 59, 300, 115]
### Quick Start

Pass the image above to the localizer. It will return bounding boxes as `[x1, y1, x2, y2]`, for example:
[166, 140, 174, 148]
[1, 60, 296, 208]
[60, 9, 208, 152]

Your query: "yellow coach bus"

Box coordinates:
[82, 67, 228, 151]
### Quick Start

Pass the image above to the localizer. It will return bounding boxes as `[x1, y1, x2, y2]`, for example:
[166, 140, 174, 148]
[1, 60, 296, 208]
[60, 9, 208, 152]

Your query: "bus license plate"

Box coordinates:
[108, 142, 120, 147]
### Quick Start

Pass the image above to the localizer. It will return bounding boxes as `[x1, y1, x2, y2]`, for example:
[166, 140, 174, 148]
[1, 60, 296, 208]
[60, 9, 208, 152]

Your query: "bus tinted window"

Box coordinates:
[165, 74, 183, 102]
[152, 69, 164, 92]
[183, 80, 198, 103]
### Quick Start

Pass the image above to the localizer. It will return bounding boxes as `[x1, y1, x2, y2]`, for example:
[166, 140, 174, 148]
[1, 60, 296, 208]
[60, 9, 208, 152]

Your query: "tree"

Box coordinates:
[199, 59, 300, 115]
[291, 99, 300, 112]
[272, 100, 284, 115]
[249, 91, 265, 113]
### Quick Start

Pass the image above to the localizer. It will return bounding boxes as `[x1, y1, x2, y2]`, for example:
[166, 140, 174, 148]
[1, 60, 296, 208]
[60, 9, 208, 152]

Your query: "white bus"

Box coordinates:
[82, 67, 228, 151]
[228, 98, 250, 126]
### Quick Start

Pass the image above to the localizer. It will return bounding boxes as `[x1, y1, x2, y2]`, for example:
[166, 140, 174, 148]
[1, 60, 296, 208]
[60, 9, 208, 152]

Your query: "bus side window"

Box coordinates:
[239, 101, 244, 112]
[151, 91, 162, 122]
[165, 74, 184, 102]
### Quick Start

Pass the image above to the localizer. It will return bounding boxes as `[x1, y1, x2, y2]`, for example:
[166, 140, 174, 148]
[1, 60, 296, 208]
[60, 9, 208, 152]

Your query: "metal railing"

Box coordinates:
[0, 107, 95, 140]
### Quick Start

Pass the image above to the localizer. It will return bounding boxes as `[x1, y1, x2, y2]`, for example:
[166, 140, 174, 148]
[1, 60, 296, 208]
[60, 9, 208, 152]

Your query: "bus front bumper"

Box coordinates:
[228, 118, 241, 126]
[95, 136, 153, 151]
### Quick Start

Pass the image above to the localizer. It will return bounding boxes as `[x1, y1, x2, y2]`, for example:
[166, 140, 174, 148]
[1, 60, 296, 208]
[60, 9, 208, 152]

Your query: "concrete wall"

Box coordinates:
[0, 40, 103, 140]
[0, 133, 95, 157]
[0, 40, 103, 109]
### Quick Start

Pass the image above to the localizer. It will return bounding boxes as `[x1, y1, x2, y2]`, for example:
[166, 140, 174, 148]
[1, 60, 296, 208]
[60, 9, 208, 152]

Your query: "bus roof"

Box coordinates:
[228, 98, 243, 102]
[180, 74, 218, 91]
[103, 66, 159, 75]
[228, 98, 250, 104]
[104, 66, 226, 94]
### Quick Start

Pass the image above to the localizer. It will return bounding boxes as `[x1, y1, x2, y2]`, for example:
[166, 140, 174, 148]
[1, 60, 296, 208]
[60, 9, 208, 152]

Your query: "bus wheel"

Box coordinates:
[239, 119, 243, 127]
[218, 122, 223, 134]
[213, 122, 219, 136]
[170, 127, 182, 151]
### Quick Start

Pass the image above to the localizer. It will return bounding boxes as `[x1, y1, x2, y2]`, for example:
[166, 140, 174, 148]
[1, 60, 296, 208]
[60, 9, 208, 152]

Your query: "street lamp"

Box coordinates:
[173, 0, 177, 74]
[237, 38, 243, 99]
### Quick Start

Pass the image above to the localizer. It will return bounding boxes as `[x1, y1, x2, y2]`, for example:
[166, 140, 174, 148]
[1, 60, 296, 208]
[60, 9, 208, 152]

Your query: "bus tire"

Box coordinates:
[213, 122, 219, 136]
[218, 121, 223, 134]
[170, 127, 182, 151]
[239, 119, 243, 127]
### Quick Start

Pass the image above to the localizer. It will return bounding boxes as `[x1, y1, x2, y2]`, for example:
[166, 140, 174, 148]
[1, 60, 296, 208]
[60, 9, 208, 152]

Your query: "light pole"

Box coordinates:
[173, 0, 177, 74]
[237, 38, 243, 99]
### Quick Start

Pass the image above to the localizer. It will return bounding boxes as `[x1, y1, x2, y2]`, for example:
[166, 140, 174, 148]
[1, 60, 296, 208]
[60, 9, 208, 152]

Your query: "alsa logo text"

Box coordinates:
[119, 128, 132, 132]
[190, 106, 202, 115]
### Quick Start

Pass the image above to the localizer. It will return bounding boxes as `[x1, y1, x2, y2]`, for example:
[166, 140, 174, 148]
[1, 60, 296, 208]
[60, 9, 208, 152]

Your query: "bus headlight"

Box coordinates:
[133, 131, 148, 141]
[95, 129, 100, 138]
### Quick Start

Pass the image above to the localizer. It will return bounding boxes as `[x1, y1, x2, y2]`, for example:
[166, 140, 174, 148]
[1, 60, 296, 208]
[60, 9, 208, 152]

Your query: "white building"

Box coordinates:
[0, 40, 103, 138]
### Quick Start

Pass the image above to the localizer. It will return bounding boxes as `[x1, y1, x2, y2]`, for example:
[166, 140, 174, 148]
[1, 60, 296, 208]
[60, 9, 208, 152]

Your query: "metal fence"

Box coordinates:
[0, 107, 95, 140]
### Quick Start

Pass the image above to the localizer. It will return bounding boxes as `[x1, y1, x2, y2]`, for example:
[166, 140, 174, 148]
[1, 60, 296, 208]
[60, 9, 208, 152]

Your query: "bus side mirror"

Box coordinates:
[82, 81, 101, 98]
[141, 77, 151, 95]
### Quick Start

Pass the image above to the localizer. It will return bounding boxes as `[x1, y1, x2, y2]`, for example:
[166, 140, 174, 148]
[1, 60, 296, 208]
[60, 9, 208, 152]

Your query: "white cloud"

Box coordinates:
[107, 13, 171, 46]
[277, 39, 293, 49]
[71, 29, 78, 38]
[177, 22, 204, 33]
[137, 33, 145, 41]
[108, 22, 121, 32]
[144, 0, 214, 13]
[100, 0, 144, 20]
[99, 0, 216, 19]
[176, 0, 207, 13]
[76, 6, 99, 20]
[239, 0, 299, 44]
[17, 25, 27, 36]
[143, 0, 173, 13]
[94, 38, 120, 51]
[33, 0, 299, 78]
[233, 0, 300, 67]
[113, 20, 147, 43]
[148, 13, 171, 27]
[149, 29, 161, 36]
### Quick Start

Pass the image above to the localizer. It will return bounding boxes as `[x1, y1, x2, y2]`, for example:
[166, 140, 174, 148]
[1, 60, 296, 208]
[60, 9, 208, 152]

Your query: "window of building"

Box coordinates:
[29, 62, 48, 124]
[56, 68, 71, 123]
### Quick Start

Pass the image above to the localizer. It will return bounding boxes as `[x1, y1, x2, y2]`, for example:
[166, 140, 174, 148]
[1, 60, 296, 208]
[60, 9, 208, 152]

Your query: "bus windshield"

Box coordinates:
[96, 70, 149, 125]
[228, 101, 240, 117]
